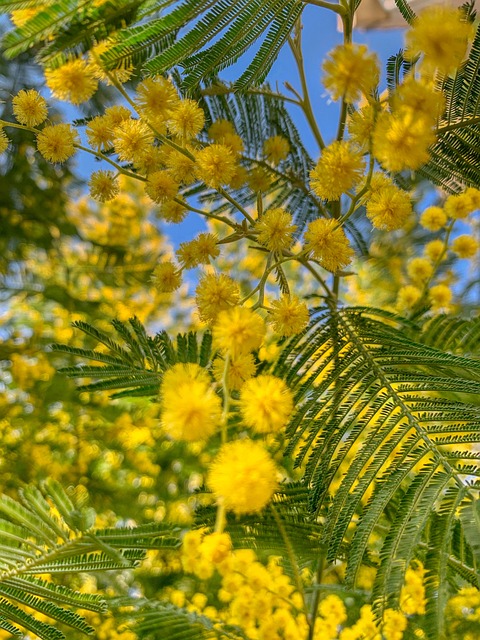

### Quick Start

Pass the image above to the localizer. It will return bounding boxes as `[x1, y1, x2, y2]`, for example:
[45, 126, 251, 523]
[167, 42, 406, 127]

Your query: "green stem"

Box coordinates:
[174, 198, 237, 229]
[307, 552, 326, 640]
[339, 154, 375, 225]
[298, 258, 335, 300]
[436, 115, 480, 134]
[288, 27, 325, 150]
[301, 0, 346, 15]
[218, 186, 256, 225]
[0, 119, 37, 134]
[270, 503, 309, 623]
[75, 144, 146, 181]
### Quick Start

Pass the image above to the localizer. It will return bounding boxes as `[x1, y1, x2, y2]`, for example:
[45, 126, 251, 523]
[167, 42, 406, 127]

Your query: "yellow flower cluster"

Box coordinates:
[159, 363, 222, 442]
[446, 587, 480, 637]
[181, 534, 309, 640]
[405, 5, 474, 75]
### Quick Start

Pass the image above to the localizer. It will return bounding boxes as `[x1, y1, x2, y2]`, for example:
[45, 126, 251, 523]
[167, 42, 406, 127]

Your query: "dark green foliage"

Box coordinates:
[0, 479, 180, 640]
[1, 0, 304, 92]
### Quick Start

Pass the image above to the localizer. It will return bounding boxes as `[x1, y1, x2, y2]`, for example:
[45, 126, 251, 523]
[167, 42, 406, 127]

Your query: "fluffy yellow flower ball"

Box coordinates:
[366, 182, 412, 231]
[407, 257, 434, 283]
[255, 208, 297, 253]
[304, 218, 354, 273]
[396, 285, 422, 312]
[158, 199, 187, 224]
[405, 5, 474, 74]
[424, 239, 446, 263]
[168, 99, 205, 139]
[88, 170, 119, 202]
[420, 206, 447, 232]
[212, 306, 266, 357]
[208, 439, 279, 514]
[391, 77, 445, 124]
[348, 104, 377, 150]
[151, 261, 182, 293]
[195, 273, 240, 324]
[45, 59, 98, 105]
[177, 233, 219, 268]
[12, 89, 48, 127]
[36, 123, 78, 163]
[195, 144, 236, 189]
[0, 129, 10, 155]
[429, 284, 452, 311]
[145, 171, 179, 203]
[269, 295, 309, 337]
[160, 363, 221, 441]
[239, 375, 294, 434]
[310, 141, 365, 201]
[444, 192, 475, 219]
[113, 119, 154, 163]
[213, 353, 256, 391]
[372, 110, 435, 172]
[135, 76, 179, 121]
[451, 234, 479, 259]
[263, 135, 290, 164]
[322, 43, 379, 103]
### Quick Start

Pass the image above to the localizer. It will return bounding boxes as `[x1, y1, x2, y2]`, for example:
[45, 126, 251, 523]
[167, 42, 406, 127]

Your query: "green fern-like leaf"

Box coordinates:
[276, 306, 480, 612]
[51, 317, 213, 396]
[0, 481, 180, 640]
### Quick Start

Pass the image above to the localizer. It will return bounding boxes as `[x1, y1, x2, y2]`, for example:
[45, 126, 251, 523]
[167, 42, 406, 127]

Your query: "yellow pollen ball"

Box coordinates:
[195, 144, 236, 189]
[196, 273, 240, 324]
[372, 110, 435, 172]
[310, 141, 365, 201]
[366, 183, 412, 231]
[397, 286, 421, 314]
[424, 240, 446, 263]
[168, 99, 205, 139]
[213, 353, 256, 391]
[135, 76, 179, 121]
[45, 59, 98, 105]
[152, 262, 182, 293]
[160, 363, 221, 442]
[145, 171, 179, 203]
[212, 306, 266, 357]
[263, 135, 290, 164]
[420, 206, 447, 231]
[86, 115, 114, 151]
[113, 119, 154, 163]
[208, 439, 279, 514]
[407, 257, 434, 283]
[255, 208, 297, 253]
[304, 218, 354, 273]
[348, 104, 377, 150]
[405, 5, 474, 75]
[429, 284, 452, 311]
[451, 235, 479, 259]
[391, 77, 445, 124]
[36, 123, 78, 163]
[239, 374, 294, 434]
[0, 129, 10, 154]
[269, 295, 309, 337]
[12, 89, 48, 127]
[88, 170, 119, 202]
[158, 199, 187, 224]
[444, 193, 475, 220]
[322, 43, 379, 103]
